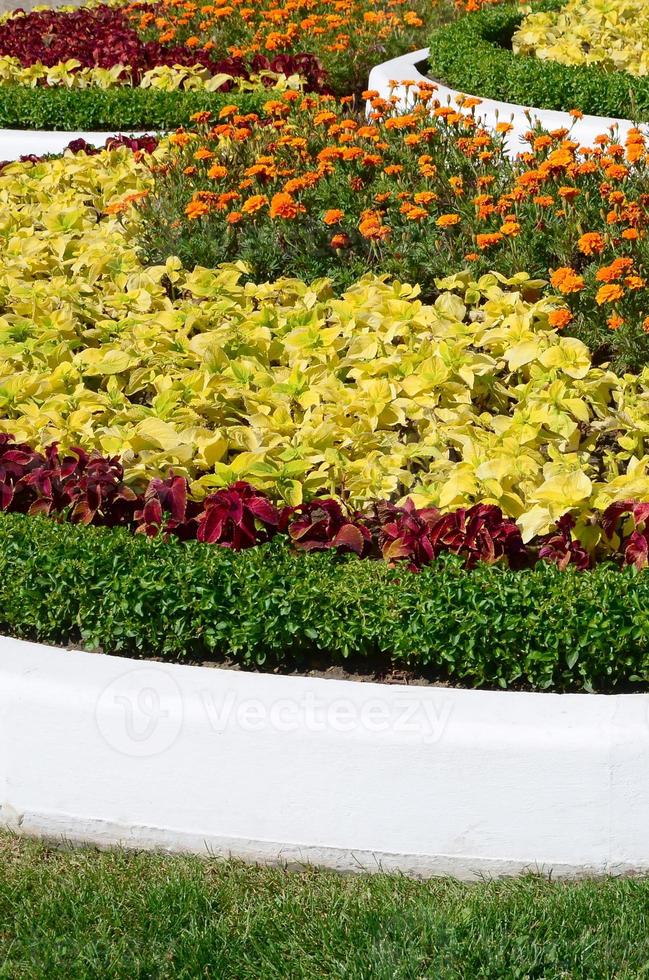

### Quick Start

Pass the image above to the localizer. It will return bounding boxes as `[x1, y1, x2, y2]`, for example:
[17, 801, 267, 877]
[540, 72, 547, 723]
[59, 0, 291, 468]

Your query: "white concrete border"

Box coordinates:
[0, 128, 150, 161]
[368, 49, 649, 156]
[3, 634, 649, 878]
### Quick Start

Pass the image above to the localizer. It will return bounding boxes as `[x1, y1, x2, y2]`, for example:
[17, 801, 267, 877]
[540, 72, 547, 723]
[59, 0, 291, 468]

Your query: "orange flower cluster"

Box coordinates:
[143, 87, 649, 367]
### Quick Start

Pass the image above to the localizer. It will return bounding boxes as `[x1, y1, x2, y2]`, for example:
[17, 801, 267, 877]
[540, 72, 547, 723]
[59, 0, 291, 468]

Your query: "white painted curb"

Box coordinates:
[2, 635, 649, 878]
[0, 128, 150, 161]
[368, 49, 648, 156]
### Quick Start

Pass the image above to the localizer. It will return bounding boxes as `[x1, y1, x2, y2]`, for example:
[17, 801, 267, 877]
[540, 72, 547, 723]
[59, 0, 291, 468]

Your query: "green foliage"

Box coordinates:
[0, 86, 265, 132]
[427, 0, 649, 120]
[2, 512, 649, 692]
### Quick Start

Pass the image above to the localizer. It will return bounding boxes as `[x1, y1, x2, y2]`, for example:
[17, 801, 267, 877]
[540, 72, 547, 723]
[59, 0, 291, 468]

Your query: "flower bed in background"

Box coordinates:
[427, 0, 649, 122]
[0, 0, 443, 128]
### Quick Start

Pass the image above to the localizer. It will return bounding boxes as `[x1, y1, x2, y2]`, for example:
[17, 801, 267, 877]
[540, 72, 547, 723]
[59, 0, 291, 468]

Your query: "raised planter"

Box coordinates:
[367, 49, 649, 156]
[2, 634, 649, 878]
[0, 127, 149, 161]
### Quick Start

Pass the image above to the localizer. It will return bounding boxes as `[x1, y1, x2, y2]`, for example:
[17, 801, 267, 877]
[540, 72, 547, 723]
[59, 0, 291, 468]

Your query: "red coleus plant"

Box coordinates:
[196, 481, 280, 549]
[601, 501, 649, 569]
[374, 500, 528, 571]
[537, 514, 591, 571]
[286, 498, 371, 555]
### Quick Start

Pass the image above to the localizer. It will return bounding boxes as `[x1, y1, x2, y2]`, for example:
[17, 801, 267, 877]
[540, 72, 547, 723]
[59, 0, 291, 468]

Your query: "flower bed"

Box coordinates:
[427, 0, 649, 122]
[0, 0, 437, 130]
[141, 89, 649, 370]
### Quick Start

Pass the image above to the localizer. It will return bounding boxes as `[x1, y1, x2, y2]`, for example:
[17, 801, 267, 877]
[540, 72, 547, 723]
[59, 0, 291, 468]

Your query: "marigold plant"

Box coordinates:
[140, 86, 649, 369]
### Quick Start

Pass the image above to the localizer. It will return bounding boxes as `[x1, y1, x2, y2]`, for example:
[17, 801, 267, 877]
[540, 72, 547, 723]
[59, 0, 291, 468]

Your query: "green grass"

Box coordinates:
[2, 834, 649, 978]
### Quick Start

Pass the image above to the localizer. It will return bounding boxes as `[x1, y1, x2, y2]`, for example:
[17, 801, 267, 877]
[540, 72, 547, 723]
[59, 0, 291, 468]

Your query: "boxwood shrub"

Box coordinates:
[1, 512, 649, 693]
[427, 0, 649, 122]
[0, 86, 266, 133]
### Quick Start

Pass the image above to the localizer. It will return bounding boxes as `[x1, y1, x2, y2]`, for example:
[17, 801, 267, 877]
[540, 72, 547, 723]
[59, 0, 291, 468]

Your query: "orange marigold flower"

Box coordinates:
[169, 131, 192, 147]
[323, 209, 344, 225]
[607, 313, 624, 330]
[185, 199, 210, 220]
[226, 211, 243, 225]
[558, 186, 580, 201]
[548, 308, 573, 329]
[500, 220, 520, 236]
[578, 232, 605, 256]
[596, 284, 625, 305]
[358, 209, 390, 241]
[330, 233, 350, 249]
[596, 257, 634, 282]
[241, 194, 268, 215]
[622, 228, 641, 240]
[269, 192, 305, 220]
[550, 267, 585, 294]
[403, 205, 429, 221]
[208, 164, 228, 179]
[626, 275, 646, 290]
[414, 191, 438, 205]
[643, 316, 649, 334]
[476, 232, 504, 249]
[218, 104, 240, 120]
[436, 213, 461, 228]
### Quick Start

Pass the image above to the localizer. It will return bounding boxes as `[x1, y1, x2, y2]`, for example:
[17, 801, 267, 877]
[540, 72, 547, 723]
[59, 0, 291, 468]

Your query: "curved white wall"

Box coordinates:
[2, 635, 649, 878]
[368, 49, 648, 156]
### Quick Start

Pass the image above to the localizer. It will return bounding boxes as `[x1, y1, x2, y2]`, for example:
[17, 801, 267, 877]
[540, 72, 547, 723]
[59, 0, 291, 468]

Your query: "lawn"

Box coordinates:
[2, 833, 649, 978]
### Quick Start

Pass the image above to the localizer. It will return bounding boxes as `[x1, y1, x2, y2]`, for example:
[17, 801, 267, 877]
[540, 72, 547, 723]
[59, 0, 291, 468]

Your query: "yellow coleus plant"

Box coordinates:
[514, 0, 649, 76]
[2, 145, 649, 535]
[0, 54, 301, 92]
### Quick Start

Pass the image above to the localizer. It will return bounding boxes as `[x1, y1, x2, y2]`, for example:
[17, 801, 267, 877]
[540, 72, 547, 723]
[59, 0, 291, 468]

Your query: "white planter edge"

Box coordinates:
[367, 48, 648, 155]
[2, 634, 649, 879]
[0, 128, 151, 162]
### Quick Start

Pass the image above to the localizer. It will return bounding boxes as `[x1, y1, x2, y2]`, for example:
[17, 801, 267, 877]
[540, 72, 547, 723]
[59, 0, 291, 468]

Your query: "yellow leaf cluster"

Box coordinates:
[3, 146, 649, 530]
[0, 54, 302, 92]
[514, 0, 649, 77]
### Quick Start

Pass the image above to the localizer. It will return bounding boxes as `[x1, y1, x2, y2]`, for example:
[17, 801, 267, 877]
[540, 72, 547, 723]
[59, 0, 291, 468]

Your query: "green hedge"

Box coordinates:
[1, 512, 649, 692]
[427, 0, 649, 122]
[0, 86, 266, 133]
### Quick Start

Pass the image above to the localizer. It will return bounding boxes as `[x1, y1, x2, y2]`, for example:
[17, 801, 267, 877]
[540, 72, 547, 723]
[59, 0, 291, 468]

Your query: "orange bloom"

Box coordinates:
[607, 313, 624, 330]
[330, 233, 350, 249]
[323, 209, 344, 225]
[550, 267, 585, 294]
[578, 232, 605, 256]
[548, 308, 573, 329]
[269, 192, 305, 219]
[241, 194, 268, 215]
[358, 209, 390, 241]
[207, 164, 228, 179]
[596, 284, 625, 305]
[436, 213, 460, 228]
[596, 258, 634, 282]
[185, 199, 210, 220]
[476, 232, 503, 249]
